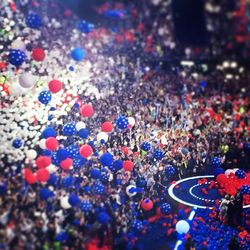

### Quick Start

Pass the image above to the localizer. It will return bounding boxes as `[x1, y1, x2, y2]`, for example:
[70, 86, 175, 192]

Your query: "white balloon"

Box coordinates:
[60, 196, 71, 209]
[225, 169, 234, 176]
[176, 220, 190, 234]
[8, 82, 28, 96]
[19, 72, 37, 88]
[97, 132, 109, 143]
[11, 40, 26, 51]
[76, 121, 86, 131]
[128, 117, 136, 127]
[39, 139, 46, 149]
[232, 168, 239, 174]
[26, 149, 37, 160]
[47, 164, 57, 173]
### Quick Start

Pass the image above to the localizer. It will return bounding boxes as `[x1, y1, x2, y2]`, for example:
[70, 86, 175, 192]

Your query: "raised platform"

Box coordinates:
[168, 175, 250, 209]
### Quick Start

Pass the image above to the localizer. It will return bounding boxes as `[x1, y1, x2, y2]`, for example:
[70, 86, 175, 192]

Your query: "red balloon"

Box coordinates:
[36, 168, 50, 182]
[32, 48, 45, 61]
[101, 121, 113, 132]
[23, 168, 32, 178]
[36, 156, 51, 168]
[26, 173, 37, 184]
[216, 174, 227, 184]
[60, 158, 73, 170]
[123, 160, 134, 171]
[45, 137, 58, 151]
[141, 198, 153, 211]
[48, 80, 62, 93]
[80, 104, 94, 117]
[79, 144, 93, 158]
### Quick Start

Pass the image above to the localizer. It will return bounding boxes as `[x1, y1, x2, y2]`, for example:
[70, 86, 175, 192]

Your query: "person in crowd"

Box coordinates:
[219, 195, 230, 223]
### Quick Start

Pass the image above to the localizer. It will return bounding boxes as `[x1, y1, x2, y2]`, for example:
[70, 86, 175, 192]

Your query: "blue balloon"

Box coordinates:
[240, 185, 249, 195]
[25, 13, 42, 29]
[55, 231, 68, 242]
[153, 149, 164, 161]
[141, 142, 151, 152]
[56, 149, 68, 161]
[12, 138, 22, 148]
[77, 20, 95, 33]
[8, 49, 26, 67]
[109, 159, 123, 172]
[71, 48, 85, 61]
[100, 152, 113, 166]
[91, 168, 101, 179]
[62, 123, 76, 136]
[92, 182, 105, 195]
[61, 176, 74, 188]
[131, 219, 143, 232]
[38, 91, 52, 105]
[235, 169, 246, 179]
[66, 144, 80, 158]
[47, 173, 58, 185]
[39, 188, 54, 200]
[213, 167, 224, 176]
[69, 66, 74, 71]
[160, 203, 171, 215]
[165, 165, 175, 177]
[42, 127, 56, 138]
[68, 194, 80, 207]
[0, 184, 7, 195]
[51, 152, 61, 166]
[78, 128, 89, 139]
[244, 142, 250, 152]
[101, 170, 109, 182]
[73, 155, 86, 168]
[211, 156, 222, 167]
[80, 200, 93, 212]
[200, 80, 207, 88]
[97, 212, 110, 224]
[116, 116, 129, 129]
[137, 177, 146, 187]
[104, 9, 126, 19]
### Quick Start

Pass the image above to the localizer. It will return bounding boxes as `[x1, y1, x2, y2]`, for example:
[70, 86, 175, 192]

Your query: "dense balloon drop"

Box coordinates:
[1, 1, 250, 250]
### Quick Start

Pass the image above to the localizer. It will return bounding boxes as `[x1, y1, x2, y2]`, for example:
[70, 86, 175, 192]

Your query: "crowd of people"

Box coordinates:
[0, 0, 249, 249]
